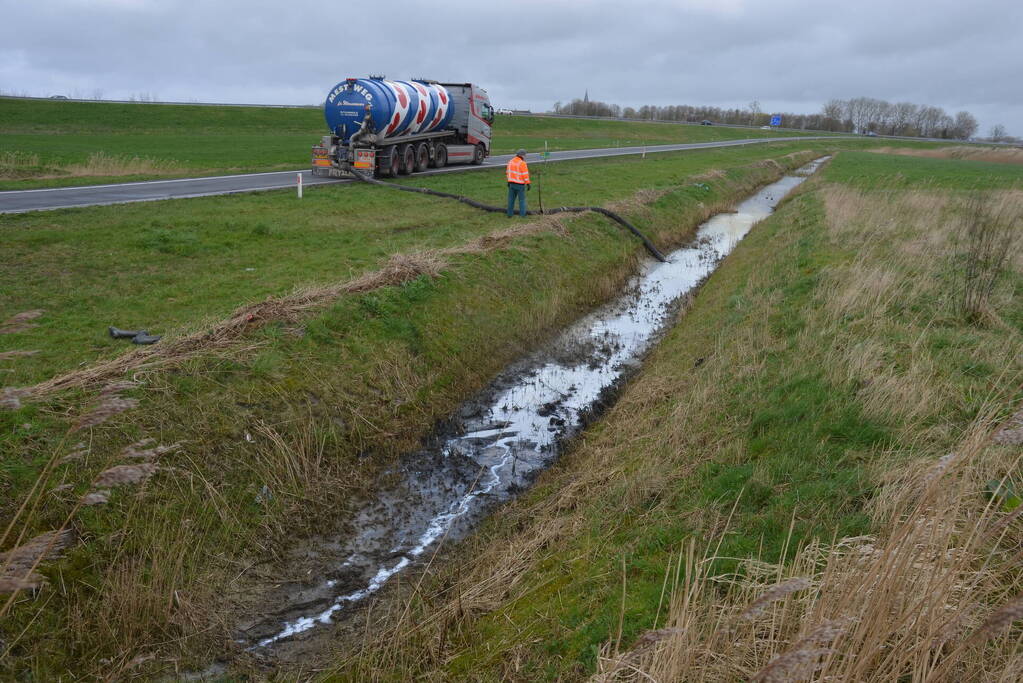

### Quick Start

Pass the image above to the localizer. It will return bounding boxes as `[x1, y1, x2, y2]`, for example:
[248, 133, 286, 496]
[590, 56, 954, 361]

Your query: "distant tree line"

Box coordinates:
[551, 95, 1011, 141]
[820, 97, 977, 139]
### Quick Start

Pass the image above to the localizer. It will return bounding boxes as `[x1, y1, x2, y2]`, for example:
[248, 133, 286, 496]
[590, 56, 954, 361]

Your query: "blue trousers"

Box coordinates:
[507, 182, 527, 216]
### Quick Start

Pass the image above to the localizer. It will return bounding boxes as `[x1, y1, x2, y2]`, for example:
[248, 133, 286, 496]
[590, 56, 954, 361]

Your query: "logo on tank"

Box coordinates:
[412, 83, 430, 129]
[429, 85, 450, 129]
[384, 81, 414, 135]
[328, 82, 373, 104]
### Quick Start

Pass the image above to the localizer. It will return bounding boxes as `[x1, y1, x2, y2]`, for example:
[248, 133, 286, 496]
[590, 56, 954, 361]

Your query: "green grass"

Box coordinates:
[0, 97, 826, 189]
[824, 149, 1023, 189]
[0, 141, 833, 388]
[0, 147, 828, 679]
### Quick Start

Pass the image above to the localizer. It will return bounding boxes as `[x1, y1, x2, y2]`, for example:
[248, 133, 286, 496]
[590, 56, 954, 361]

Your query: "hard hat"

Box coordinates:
[516, 149, 526, 157]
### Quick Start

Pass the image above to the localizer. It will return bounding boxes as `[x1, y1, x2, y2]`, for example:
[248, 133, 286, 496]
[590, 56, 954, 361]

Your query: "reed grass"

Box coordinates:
[872, 145, 1023, 166]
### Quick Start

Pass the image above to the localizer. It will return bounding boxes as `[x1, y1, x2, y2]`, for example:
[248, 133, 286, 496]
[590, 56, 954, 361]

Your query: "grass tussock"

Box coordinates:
[872, 145, 1023, 165]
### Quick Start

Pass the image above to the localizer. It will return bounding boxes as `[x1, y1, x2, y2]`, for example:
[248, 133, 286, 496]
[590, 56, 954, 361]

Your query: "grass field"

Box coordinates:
[0, 141, 839, 678]
[1, 141, 835, 388]
[336, 151, 1023, 680]
[0, 97, 826, 189]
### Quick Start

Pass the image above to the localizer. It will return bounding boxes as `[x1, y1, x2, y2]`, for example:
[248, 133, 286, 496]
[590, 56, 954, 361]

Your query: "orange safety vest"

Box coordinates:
[506, 156, 530, 184]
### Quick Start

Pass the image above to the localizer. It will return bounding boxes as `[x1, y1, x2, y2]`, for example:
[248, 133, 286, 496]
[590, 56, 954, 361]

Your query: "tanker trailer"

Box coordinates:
[311, 78, 495, 178]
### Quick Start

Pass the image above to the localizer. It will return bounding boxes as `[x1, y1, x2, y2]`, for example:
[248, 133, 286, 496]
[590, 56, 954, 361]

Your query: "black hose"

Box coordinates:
[351, 170, 669, 262]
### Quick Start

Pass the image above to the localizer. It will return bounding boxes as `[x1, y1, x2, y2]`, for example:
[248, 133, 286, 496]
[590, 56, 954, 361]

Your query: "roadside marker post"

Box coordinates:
[297, 173, 303, 199]
[537, 140, 550, 214]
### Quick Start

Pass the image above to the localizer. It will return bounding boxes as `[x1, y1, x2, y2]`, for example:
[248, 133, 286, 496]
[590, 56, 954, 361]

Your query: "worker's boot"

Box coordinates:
[109, 326, 145, 339]
[132, 332, 162, 345]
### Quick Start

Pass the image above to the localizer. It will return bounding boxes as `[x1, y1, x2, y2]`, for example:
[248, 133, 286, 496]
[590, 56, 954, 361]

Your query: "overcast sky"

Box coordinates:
[1, 0, 1020, 135]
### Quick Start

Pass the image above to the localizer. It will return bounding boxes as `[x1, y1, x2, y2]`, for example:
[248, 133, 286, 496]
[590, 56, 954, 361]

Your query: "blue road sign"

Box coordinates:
[770, 115, 782, 127]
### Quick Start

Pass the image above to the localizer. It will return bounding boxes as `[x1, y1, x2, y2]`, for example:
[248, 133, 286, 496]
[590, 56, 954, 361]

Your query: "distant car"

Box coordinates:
[49, 95, 69, 100]
[760, 126, 771, 130]
[700, 120, 713, 125]
[497, 108, 513, 115]
[866, 131, 878, 137]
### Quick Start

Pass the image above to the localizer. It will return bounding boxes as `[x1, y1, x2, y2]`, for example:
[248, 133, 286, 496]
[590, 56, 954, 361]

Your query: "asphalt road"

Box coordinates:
[0, 136, 842, 214]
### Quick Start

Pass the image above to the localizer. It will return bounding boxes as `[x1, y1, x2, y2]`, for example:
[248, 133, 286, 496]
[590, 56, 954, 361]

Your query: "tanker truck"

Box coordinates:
[311, 77, 495, 178]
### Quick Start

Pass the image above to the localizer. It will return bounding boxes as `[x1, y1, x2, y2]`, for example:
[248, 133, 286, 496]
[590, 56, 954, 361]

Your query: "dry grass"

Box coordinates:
[593, 412, 1023, 682]
[71, 381, 140, 431]
[0, 350, 39, 360]
[815, 185, 1023, 441]
[0, 151, 41, 177]
[0, 151, 186, 179]
[0, 309, 44, 335]
[871, 146, 1023, 165]
[0, 529, 74, 594]
[64, 152, 186, 178]
[92, 463, 158, 488]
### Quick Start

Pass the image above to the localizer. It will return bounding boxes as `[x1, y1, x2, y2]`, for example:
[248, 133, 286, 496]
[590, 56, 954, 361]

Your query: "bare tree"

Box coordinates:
[953, 111, 978, 140]
[989, 124, 1009, 142]
[748, 99, 762, 126]
[821, 99, 846, 131]
[891, 102, 917, 135]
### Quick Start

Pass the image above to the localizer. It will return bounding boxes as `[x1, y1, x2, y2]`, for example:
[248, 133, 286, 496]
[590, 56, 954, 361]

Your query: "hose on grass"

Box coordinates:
[351, 170, 669, 262]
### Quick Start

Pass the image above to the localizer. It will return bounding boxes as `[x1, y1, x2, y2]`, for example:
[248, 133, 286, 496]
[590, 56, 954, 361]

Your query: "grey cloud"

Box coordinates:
[1, 0, 1020, 134]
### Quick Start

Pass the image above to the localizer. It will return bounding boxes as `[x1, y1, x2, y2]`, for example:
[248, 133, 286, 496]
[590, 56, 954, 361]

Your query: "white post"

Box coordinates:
[297, 172, 303, 199]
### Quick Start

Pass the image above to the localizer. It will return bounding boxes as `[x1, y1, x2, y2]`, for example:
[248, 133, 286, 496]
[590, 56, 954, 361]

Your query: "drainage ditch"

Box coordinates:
[235, 157, 830, 655]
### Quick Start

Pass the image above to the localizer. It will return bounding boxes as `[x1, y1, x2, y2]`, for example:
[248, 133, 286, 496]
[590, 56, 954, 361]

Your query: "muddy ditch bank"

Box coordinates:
[216, 156, 830, 670]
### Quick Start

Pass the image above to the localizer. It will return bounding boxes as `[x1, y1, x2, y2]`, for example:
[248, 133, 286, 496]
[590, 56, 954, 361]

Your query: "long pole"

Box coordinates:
[537, 140, 548, 214]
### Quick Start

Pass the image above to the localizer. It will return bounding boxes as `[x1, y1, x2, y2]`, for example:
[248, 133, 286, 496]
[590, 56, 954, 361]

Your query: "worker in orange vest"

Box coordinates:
[506, 149, 530, 217]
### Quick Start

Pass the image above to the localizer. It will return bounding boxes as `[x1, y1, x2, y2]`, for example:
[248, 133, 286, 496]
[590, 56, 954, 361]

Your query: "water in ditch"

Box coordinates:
[238, 157, 829, 651]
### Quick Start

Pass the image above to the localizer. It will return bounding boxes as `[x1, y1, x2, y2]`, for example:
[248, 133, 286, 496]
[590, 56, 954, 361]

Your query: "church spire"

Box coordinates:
[583, 89, 589, 103]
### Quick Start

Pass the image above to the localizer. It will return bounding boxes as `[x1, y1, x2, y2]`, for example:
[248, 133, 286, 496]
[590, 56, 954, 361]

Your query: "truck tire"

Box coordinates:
[432, 143, 448, 169]
[399, 144, 415, 175]
[414, 143, 430, 172]
[380, 147, 399, 178]
[471, 143, 486, 165]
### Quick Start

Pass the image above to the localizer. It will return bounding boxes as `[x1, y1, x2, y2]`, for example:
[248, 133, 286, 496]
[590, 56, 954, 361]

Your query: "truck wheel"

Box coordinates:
[471, 143, 485, 165]
[380, 147, 399, 178]
[399, 144, 415, 175]
[414, 143, 430, 172]
[433, 143, 448, 169]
